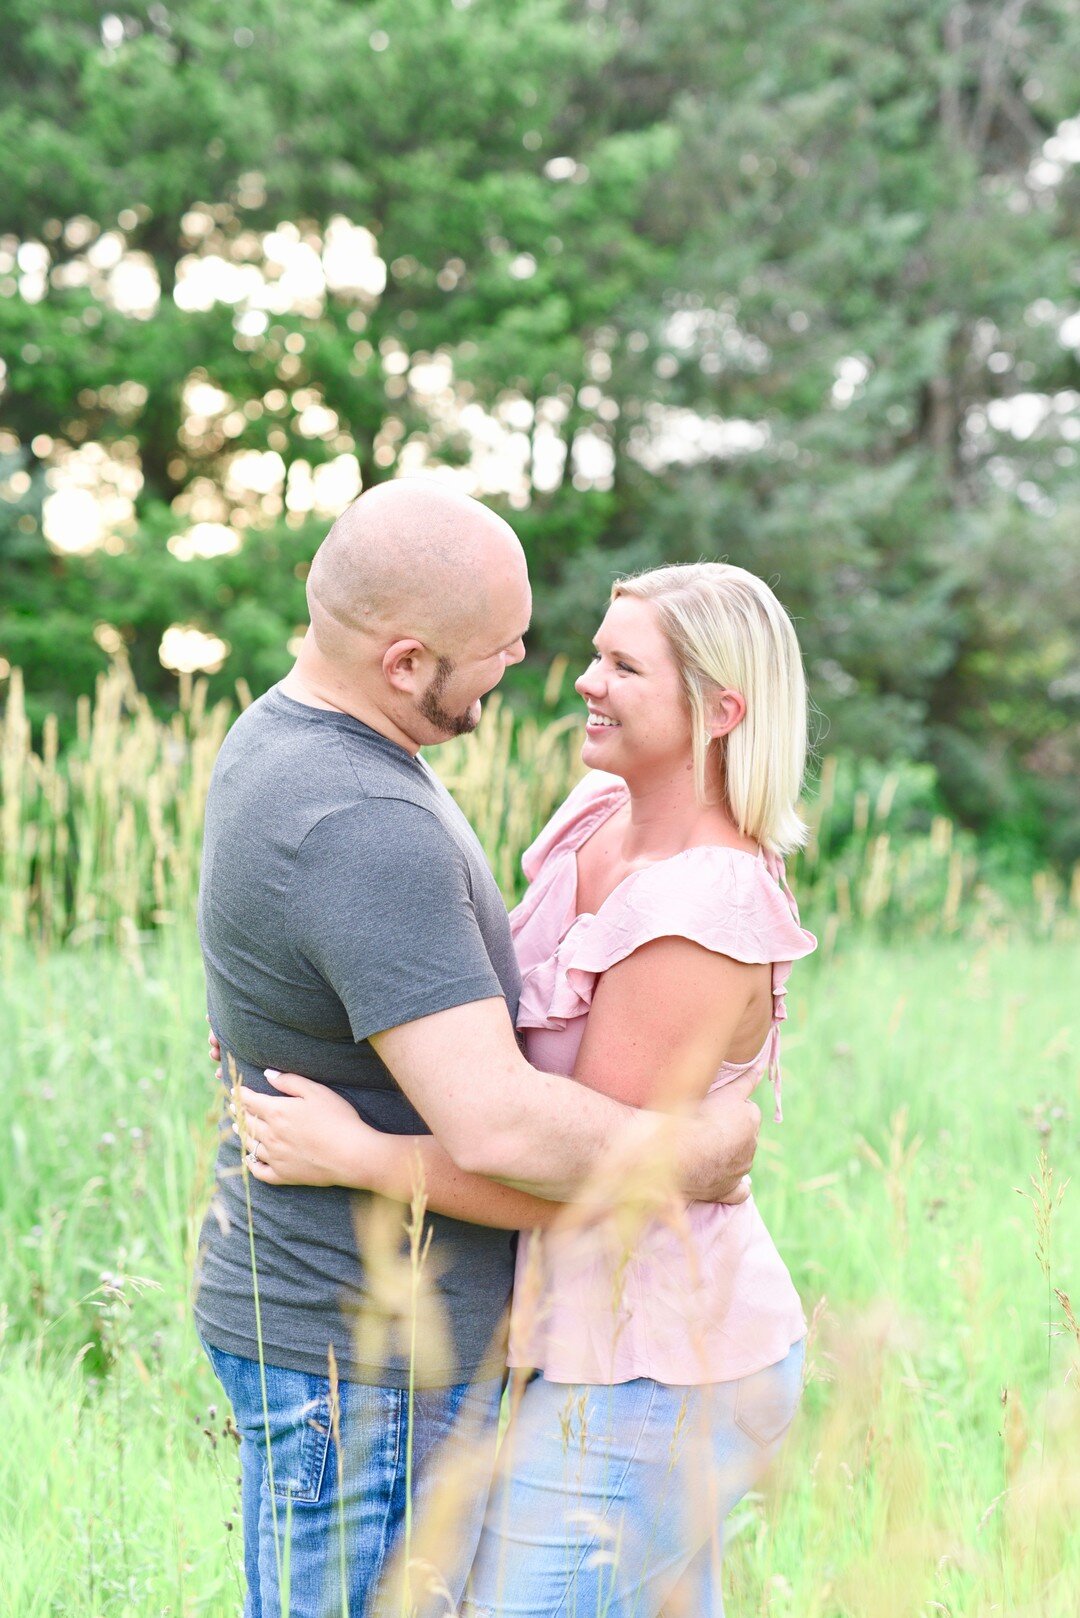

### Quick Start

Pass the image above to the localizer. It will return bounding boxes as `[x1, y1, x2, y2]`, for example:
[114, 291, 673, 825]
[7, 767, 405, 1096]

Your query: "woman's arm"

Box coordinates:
[533, 939, 767, 1216]
[572, 938, 770, 1108]
[234, 1068, 563, 1229]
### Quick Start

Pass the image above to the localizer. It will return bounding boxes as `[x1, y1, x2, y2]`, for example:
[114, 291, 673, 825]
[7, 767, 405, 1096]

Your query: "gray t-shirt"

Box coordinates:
[193, 687, 522, 1387]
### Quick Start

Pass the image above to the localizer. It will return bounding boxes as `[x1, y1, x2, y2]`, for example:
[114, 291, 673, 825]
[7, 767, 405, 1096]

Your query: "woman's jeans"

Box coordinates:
[202, 1340, 503, 1618]
[463, 1338, 805, 1618]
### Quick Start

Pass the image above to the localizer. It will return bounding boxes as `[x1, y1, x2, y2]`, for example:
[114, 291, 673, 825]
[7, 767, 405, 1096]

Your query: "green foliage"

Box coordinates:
[4, 931, 1080, 1612]
[2, 0, 1079, 860]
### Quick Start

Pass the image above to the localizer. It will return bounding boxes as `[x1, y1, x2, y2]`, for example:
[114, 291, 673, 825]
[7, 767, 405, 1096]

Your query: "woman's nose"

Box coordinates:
[575, 663, 602, 698]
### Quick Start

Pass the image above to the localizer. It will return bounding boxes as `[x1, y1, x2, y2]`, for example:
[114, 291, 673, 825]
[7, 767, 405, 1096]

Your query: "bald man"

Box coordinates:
[193, 481, 759, 1618]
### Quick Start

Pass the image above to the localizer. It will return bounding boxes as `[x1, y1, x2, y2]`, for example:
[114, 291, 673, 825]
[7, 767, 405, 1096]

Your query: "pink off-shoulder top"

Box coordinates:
[506, 771, 817, 1385]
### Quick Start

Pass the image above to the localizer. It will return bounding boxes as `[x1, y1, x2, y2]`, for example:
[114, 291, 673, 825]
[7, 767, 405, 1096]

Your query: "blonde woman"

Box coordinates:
[236, 563, 816, 1616]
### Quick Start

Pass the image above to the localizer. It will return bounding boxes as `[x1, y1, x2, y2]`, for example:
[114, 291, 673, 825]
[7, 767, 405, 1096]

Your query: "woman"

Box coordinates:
[232, 563, 816, 1616]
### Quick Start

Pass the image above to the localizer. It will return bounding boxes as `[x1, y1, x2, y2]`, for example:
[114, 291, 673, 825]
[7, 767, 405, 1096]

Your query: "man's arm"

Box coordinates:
[234, 1065, 565, 1228]
[233, 937, 761, 1212]
[370, 996, 758, 1203]
[285, 800, 757, 1204]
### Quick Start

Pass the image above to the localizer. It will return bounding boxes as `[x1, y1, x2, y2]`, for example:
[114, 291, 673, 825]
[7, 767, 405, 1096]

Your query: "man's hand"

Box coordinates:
[694, 1075, 761, 1204]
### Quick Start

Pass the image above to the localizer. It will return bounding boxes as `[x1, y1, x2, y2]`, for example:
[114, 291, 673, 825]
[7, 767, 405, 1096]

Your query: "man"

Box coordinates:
[194, 480, 759, 1618]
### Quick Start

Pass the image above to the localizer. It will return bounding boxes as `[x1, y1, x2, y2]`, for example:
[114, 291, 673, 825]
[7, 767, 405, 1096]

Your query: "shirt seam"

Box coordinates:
[282, 795, 474, 973]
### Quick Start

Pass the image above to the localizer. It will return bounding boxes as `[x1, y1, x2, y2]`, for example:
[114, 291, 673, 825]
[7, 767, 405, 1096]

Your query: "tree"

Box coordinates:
[545, 0, 1080, 859]
[2, 0, 1078, 859]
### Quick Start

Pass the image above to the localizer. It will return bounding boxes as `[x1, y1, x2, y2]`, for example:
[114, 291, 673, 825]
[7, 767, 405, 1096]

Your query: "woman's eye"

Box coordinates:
[616, 661, 636, 674]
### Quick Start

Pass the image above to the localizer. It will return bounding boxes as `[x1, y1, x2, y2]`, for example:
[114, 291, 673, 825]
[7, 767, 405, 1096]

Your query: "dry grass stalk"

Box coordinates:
[4, 664, 1079, 949]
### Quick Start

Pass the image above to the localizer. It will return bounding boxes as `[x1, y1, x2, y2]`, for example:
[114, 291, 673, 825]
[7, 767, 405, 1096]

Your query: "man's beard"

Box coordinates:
[418, 655, 480, 738]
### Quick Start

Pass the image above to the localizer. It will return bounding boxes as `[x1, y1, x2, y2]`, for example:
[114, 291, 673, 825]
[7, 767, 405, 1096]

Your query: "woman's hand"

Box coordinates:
[233, 1069, 390, 1190]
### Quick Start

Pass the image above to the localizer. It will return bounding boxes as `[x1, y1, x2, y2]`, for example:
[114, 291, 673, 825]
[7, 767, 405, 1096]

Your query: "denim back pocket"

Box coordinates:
[259, 1368, 333, 1503]
[733, 1339, 805, 1448]
[204, 1343, 332, 1505]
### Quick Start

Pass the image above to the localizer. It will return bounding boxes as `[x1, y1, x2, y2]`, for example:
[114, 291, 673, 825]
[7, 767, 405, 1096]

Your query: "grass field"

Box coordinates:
[3, 925, 1078, 1617]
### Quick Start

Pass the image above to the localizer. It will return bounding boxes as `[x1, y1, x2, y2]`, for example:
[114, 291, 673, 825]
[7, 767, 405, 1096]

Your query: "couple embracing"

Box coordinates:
[194, 479, 816, 1617]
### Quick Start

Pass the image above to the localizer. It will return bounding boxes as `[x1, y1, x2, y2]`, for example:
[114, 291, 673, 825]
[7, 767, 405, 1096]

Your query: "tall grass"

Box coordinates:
[3, 932, 1078, 1614]
[3, 664, 1079, 1615]
[1, 664, 230, 949]
[2, 661, 1077, 950]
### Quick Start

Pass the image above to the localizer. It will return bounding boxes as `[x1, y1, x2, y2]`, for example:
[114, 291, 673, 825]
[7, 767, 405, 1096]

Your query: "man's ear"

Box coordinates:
[382, 638, 428, 694]
[706, 688, 746, 740]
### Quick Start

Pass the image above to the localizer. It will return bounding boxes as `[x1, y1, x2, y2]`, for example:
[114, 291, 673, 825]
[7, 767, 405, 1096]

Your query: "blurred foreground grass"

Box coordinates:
[2, 929, 1078, 1616]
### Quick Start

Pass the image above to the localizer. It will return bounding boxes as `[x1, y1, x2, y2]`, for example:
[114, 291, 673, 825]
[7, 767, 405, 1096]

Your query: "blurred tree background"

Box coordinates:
[1, 0, 1079, 863]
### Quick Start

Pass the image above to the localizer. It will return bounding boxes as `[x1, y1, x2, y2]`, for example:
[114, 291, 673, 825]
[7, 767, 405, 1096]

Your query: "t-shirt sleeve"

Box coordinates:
[286, 799, 506, 1042]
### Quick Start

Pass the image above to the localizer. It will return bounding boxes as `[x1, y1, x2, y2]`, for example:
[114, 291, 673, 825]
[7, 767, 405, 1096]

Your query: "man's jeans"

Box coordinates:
[203, 1341, 504, 1618]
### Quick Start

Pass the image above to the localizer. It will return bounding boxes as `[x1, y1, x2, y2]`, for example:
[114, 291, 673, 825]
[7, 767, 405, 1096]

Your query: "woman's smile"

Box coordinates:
[585, 708, 621, 733]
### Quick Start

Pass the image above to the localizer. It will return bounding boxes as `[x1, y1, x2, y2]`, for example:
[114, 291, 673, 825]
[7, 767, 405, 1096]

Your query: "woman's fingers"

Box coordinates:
[236, 1088, 280, 1151]
[263, 1068, 317, 1097]
[247, 1157, 283, 1185]
[237, 1083, 275, 1119]
[220, 1067, 317, 1102]
[233, 1102, 279, 1162]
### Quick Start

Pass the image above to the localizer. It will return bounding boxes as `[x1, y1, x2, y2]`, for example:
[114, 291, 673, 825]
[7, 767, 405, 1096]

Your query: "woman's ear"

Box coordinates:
[706, 688, 746, 740]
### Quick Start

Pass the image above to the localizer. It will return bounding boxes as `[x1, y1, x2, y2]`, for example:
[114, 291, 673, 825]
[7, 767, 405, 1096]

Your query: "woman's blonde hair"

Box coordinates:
[611, 562, 808, 855]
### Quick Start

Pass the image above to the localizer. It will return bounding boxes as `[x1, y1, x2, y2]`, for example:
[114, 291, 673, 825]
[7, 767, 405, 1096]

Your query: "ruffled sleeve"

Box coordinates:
[568, 848, 814, 977]
[516, 844, 816, 1120]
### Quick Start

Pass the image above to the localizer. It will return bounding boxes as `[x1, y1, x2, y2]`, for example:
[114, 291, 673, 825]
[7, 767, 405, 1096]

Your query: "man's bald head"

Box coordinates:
[307, 480, 525, 663]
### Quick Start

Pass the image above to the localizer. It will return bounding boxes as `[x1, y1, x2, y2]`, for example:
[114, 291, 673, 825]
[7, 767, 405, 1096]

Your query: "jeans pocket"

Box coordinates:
[203, 1342, 332, 1504]
[733, 1340, 804, 1448]
[262, 1380, 333, 1503]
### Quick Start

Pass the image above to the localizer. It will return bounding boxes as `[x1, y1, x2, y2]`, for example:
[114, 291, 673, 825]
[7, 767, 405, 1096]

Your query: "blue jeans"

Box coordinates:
[203, 1341, 504, 1618]
[462, 1339, 805, 1618]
